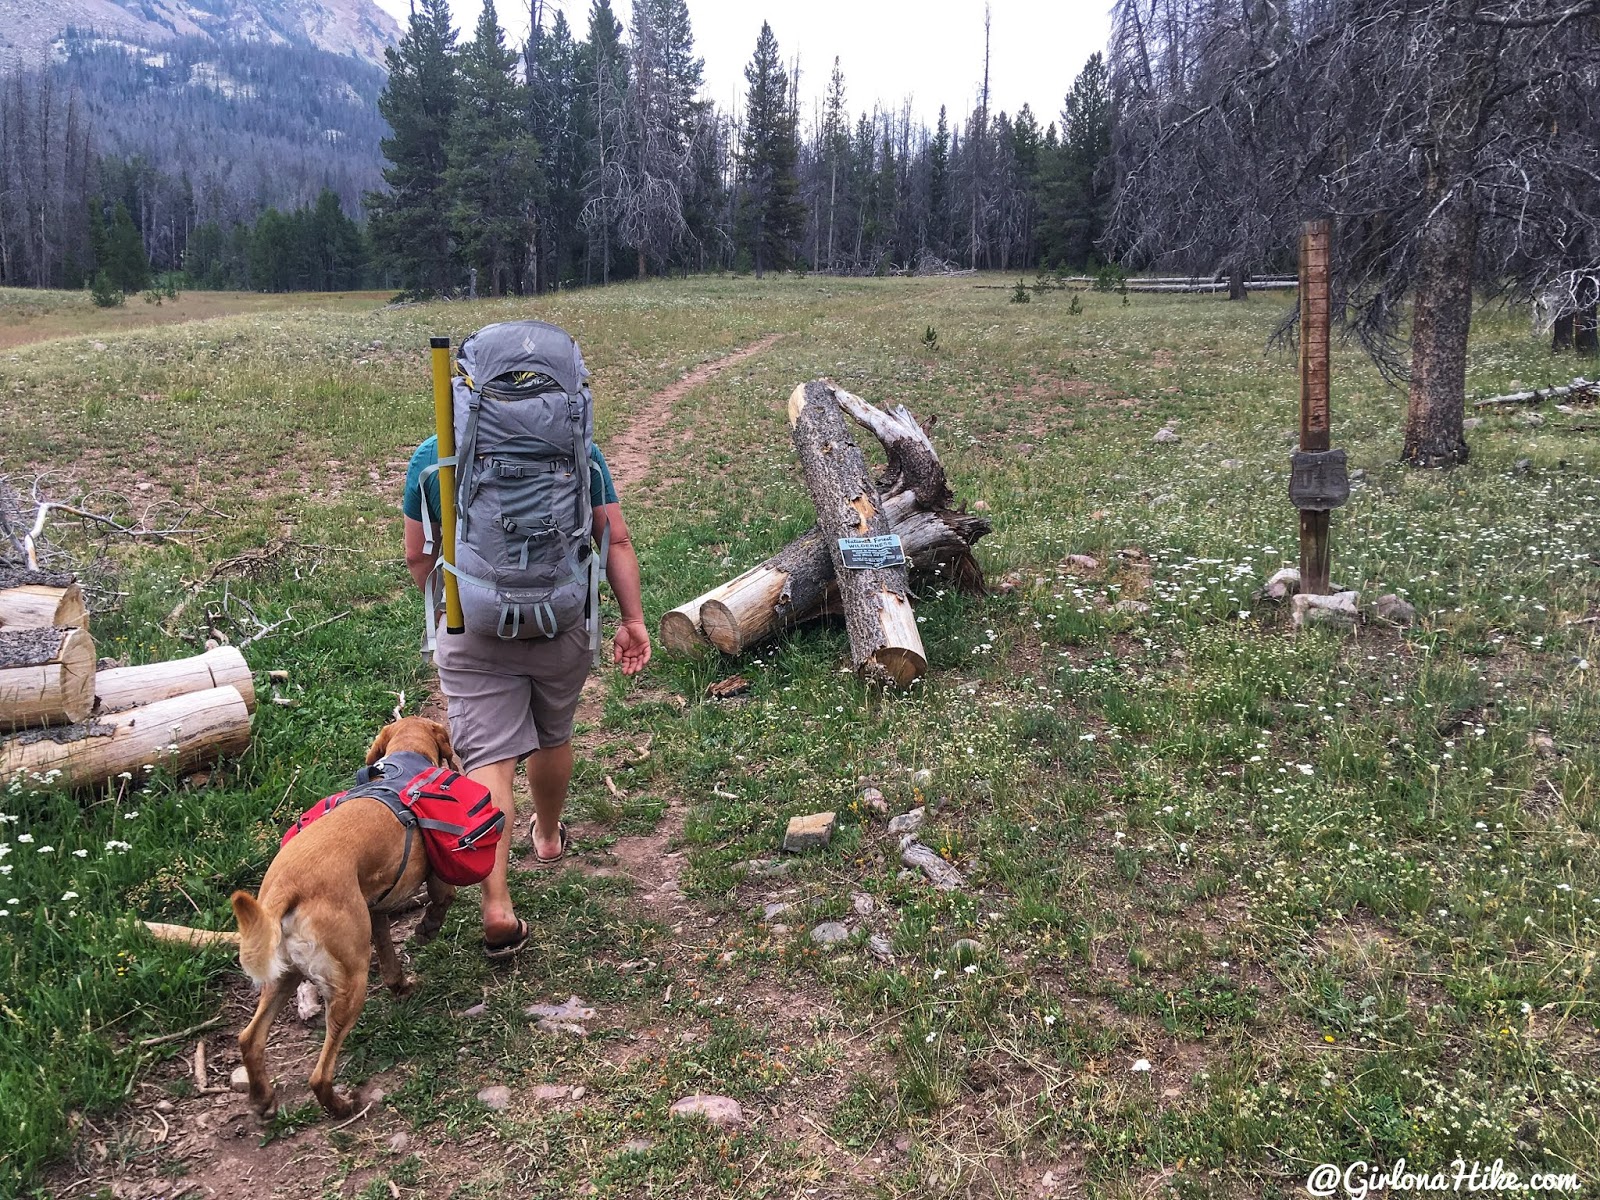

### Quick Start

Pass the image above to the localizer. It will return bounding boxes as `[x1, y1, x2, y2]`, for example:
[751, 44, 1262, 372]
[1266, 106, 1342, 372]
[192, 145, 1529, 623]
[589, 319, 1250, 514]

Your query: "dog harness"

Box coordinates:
[281, 751, 504, 902]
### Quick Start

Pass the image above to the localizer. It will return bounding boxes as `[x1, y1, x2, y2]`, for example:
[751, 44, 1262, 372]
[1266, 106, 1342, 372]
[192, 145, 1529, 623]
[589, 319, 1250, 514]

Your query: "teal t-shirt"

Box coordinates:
[402, 436, 618, 525]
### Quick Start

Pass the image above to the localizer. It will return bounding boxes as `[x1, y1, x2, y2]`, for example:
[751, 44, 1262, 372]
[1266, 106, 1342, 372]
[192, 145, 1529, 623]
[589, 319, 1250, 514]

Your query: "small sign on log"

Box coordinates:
[837, 534, 906, 570]
[1288, 449, 1350, 512]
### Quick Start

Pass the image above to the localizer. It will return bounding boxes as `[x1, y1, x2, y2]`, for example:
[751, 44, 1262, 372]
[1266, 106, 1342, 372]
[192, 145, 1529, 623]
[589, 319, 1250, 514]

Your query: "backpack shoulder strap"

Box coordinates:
[454, 380, 483, 542]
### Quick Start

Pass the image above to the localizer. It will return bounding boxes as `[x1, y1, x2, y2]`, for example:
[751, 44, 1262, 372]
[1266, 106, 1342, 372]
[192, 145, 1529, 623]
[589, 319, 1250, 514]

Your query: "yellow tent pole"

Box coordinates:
[430, 336, 464, 634]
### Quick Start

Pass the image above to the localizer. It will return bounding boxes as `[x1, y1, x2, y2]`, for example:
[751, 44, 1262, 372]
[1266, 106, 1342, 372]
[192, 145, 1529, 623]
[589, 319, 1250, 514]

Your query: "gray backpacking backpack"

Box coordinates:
[420, 320, 607, 656]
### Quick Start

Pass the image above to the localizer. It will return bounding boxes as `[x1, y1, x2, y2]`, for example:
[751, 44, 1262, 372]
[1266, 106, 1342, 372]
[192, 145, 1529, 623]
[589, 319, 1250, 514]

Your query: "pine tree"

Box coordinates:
[448, 0, 539, 295]
[104, 201, 150, 293]
[820, 58, 849, 272]
[928, 105, 951, 262]
[308, 189, 366, 290]
[1040, 52, 1112, 270]
[577, 0, 629, 284]
[527, 6, 586, 290]
[367, 0, 460, 294]
[737, 22, 803, 278]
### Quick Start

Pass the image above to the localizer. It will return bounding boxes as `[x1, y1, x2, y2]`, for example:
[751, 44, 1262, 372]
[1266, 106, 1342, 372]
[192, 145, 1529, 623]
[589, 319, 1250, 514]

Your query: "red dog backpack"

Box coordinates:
[282, 753, 503, 887]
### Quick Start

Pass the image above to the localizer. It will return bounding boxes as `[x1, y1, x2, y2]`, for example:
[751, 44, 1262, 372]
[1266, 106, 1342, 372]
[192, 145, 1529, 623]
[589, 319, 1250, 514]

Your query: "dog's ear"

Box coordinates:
[429, 720, 462, 772]
[365, 723, 394, 766]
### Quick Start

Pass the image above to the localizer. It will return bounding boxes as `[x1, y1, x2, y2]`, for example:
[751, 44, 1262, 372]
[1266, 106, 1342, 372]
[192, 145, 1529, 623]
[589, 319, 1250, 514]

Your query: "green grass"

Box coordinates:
[2, 275, 1597, 1196]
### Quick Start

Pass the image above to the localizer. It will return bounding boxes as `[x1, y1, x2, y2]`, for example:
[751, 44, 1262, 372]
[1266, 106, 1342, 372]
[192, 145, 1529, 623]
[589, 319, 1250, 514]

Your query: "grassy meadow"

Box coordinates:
[1, 275, 1597, 1198]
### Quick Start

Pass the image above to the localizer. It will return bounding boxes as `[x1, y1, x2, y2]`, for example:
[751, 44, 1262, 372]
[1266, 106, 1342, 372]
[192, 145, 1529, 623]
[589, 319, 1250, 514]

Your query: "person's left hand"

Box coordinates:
[614, 620, 652, 676]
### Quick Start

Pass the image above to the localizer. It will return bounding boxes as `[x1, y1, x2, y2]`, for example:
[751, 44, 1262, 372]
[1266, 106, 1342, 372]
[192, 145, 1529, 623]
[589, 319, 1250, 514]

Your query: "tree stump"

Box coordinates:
[0, 626, 97, 730]
[787, 381, 926, 687]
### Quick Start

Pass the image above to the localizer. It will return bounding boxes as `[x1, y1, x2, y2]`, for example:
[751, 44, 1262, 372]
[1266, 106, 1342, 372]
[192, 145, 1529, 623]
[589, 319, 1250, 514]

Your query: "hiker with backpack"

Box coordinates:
[400, 320, 650, 959]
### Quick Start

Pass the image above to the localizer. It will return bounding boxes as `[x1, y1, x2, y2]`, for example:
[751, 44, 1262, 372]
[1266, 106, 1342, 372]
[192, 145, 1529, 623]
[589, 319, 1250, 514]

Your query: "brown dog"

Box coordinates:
[230, 717, 460, 1118]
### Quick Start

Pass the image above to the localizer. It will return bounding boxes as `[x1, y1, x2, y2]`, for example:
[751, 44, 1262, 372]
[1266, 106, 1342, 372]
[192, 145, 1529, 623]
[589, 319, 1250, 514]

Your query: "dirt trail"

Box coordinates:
[603, 333, 785, 490]
[45, 337, 794, 1200]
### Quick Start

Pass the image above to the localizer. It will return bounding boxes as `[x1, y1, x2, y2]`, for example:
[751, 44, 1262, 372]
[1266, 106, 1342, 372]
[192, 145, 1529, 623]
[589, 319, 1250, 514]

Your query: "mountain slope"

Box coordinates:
[52, 33, 392, 220]
[1, 0, 401, 68]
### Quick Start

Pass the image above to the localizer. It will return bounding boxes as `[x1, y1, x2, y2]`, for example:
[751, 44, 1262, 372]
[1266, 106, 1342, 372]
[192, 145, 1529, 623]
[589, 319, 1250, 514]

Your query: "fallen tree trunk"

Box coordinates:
[95, 646, 257, 714]
[0, 626, 97, 729]
[668, 389, 988, 657]
[0, 567, 86, 630]
[788, 381, 926, 687]
[1472, 377, 1597, 408]
[1, 684, 252, 788]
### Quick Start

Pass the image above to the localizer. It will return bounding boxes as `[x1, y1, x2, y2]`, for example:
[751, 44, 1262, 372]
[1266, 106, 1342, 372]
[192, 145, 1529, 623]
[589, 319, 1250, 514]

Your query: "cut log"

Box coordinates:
[787, 381, 927, 687]
[660, 595, 714, 656]
[95, 646, 256, 714]
[141, 921, 241, 948]
[0, 567, 85, 630]
[0, 626, 97, 730]
[1, 684, 252, 788]
[671, 389, 989, 657]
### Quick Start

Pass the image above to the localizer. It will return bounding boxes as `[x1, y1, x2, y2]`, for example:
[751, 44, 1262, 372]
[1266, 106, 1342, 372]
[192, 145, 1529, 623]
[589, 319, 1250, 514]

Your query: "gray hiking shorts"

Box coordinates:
[434, 623, 591, 771]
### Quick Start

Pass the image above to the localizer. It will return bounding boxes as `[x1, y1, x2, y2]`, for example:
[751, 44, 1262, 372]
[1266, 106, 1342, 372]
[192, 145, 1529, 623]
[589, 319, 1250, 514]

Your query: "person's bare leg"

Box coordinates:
[470, 757, 520, 943]
[527, 742, 574, 861]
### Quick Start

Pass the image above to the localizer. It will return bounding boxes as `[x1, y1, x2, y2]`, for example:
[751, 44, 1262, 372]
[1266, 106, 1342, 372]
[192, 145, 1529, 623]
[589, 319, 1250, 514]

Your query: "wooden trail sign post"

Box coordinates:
[1290, 218, 1348, 595]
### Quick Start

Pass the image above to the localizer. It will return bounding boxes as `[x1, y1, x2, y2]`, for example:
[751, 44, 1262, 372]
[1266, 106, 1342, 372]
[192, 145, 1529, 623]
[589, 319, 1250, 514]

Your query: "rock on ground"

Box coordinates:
[670, 1094, 745, 1127]
[1368, 593, 1417, 626]
[901, 839, 966, 890]
[1259, 566, 1300, 600]
[524, 996, 595, 1022]
[296, 980, 323, 1022]
[476, 1085, 511, 1110]
[735, 858, 792, 878]
[887, 807, 925, 836]
[1153, 426, 1180, 444]
[782, 811, 837, 852]
[229, 1066, 250, 1093]
[1292, 590, 1361, 629]
[811, 921, 851, 946]
[1111, 599, 1151, 616]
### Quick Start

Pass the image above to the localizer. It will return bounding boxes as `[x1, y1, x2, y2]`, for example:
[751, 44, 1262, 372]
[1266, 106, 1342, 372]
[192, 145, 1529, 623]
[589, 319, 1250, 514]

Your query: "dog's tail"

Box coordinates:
[230, 890, 281, 984]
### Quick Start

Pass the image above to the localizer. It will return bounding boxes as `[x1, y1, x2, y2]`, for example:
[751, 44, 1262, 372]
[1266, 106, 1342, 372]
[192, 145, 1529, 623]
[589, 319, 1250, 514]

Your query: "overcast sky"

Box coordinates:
[371, 0, 1113, 130]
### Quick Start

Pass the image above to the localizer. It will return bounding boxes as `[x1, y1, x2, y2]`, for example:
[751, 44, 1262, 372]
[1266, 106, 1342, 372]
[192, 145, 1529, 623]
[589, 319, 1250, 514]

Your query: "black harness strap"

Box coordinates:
[344, 751, 434, 911]
[370, 822, 416, 910]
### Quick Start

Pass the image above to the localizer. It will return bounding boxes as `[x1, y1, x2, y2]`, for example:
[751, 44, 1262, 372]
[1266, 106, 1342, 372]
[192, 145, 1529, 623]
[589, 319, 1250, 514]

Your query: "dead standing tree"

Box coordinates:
[1108, 0, 1600, 467]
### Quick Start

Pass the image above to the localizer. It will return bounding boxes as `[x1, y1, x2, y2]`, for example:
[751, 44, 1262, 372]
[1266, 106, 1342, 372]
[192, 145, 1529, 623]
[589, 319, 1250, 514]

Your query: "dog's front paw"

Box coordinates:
[390, 973, 418, 998]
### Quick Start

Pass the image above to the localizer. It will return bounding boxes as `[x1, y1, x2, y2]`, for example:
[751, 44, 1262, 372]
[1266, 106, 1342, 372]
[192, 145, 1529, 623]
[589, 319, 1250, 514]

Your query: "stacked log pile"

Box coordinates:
[0, 566, 255, 787]
[662, 382, 990, 687]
